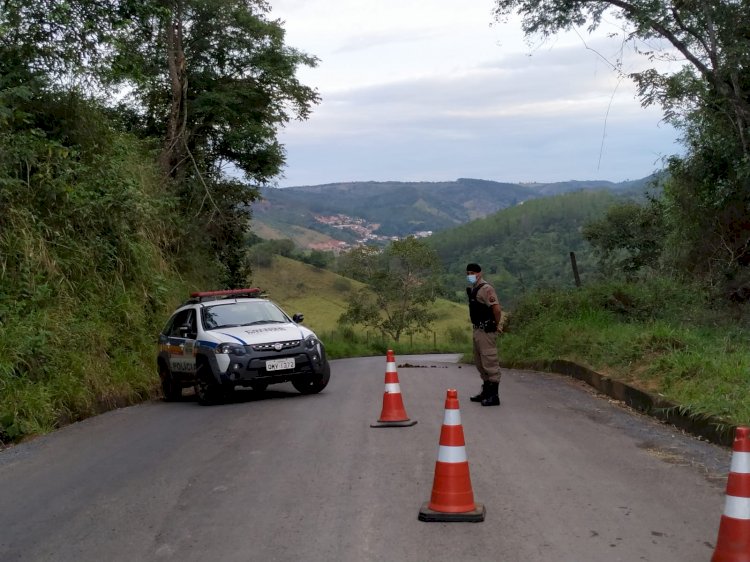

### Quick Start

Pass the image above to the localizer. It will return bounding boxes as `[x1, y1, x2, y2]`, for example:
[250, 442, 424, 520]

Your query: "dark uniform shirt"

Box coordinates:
[468, 282, 500, 331]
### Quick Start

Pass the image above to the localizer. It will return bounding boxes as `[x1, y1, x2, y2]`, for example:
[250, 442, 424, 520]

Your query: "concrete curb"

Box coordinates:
[500, 359, 736, 448]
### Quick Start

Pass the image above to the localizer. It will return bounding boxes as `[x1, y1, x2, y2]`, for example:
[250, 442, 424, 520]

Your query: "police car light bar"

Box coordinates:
[190, 288, 263, 300]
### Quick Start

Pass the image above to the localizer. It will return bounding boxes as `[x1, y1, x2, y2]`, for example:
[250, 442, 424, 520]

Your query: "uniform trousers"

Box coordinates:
[472, 328, 501, 383]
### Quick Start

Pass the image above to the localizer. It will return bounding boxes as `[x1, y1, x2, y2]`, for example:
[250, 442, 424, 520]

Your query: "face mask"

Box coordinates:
[467, 274, 477, 284]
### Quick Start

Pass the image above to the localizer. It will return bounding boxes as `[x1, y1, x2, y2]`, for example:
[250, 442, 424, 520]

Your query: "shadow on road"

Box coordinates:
[165, 386, 311, 406]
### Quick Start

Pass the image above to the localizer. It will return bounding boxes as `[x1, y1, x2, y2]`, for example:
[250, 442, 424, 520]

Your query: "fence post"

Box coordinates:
[569, 251, 581, 287]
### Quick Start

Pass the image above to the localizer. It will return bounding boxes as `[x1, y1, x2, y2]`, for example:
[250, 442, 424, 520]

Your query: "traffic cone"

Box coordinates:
[712, 426, 750, 562]
[370, 350, 417, 428]
[419, 389, 485, 522]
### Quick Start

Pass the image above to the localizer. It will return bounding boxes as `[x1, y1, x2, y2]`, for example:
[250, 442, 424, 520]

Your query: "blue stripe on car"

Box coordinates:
[218, 333, 247, 344]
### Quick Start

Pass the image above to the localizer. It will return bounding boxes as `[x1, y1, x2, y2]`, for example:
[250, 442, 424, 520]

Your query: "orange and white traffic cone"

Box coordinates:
[370, 350, 417, 428]
[419, 389, 485, 522]
[712, 426, 750, 562]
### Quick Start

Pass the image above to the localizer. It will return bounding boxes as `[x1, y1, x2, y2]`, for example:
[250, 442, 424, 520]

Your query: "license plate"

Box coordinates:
[266, 358, 295, 371]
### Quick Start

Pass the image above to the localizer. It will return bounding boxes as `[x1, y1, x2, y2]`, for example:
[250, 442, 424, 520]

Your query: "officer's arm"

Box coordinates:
[491, 303, 502, 327]
[481, 286, 503, 329]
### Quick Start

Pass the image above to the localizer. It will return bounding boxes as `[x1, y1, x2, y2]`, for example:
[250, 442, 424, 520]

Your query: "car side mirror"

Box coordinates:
[292, 313, 304, 323]
[178, 325, 191, 337]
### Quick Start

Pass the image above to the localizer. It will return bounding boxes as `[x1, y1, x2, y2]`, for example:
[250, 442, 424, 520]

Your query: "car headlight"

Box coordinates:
[304, 335, 319, 350]
[216, 343, 247, 356]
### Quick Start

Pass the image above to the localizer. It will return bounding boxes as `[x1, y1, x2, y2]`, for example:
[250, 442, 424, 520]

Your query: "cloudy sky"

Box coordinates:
[269, 0, 683, 187]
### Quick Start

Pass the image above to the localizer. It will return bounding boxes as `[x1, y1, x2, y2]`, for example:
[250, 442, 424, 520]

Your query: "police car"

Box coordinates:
[157, 288, 331, 405]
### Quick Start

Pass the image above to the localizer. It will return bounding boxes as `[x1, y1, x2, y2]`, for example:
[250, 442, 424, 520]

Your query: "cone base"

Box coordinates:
[712, 515, 750, 562]
[370, 419, 418, 428]
[418, 502, 485, 522]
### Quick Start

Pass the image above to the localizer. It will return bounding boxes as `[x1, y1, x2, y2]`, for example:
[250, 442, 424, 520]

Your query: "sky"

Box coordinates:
[268, 0, 684, 187]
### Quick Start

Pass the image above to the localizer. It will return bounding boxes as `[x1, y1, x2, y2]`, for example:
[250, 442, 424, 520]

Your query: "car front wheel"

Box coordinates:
[195, 364, 224, 406]
[291, 363, 330, 395]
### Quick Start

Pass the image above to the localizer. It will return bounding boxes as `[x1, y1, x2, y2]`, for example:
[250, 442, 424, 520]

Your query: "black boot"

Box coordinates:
[470, 381, 489, 402]
[481, 382, 500, 407]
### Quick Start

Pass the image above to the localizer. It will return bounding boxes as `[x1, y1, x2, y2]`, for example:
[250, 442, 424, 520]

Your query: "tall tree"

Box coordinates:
[339, 238, 442, 342]
[2, 0, 320, 287]
[111, 0, 319, 183]
[107, 0, 319, 285]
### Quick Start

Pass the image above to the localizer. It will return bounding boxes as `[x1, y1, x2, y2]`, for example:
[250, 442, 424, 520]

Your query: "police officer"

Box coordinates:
[466, 263, 502, 406]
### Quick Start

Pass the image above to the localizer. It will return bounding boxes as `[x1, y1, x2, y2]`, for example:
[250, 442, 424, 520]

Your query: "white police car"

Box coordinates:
[157, 288, 330, 405]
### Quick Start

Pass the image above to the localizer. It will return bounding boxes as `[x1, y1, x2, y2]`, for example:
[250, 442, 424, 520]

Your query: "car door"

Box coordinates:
[167, 309, 197, 378]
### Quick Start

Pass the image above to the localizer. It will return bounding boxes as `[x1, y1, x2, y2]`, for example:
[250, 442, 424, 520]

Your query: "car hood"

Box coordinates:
[206, 323, 313, 345]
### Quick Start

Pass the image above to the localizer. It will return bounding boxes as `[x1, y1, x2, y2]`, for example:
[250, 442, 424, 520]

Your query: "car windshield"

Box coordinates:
[201, 301, 289, 330]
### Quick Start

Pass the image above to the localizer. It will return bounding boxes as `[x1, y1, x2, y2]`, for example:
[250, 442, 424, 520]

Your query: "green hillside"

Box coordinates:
[427, 190, 626, 305]
[251, 220, 344, 248]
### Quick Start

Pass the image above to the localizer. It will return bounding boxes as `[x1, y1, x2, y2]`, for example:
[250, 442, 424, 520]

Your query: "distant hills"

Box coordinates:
[251, 176, 656, 250]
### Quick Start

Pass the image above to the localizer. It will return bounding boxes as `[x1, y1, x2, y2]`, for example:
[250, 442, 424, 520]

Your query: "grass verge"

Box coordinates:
[500, 280, 750, 426]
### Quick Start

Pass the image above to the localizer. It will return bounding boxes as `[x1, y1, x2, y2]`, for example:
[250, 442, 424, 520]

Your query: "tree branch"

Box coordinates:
[593, 0, 713, 79]
[669, 6, 712, 65]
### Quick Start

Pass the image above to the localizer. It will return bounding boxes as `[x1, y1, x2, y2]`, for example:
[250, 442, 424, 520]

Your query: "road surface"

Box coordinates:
[0, 355, 731, 561]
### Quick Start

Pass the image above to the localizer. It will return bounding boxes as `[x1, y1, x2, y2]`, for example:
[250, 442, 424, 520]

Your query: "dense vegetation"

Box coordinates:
[0, 0, 318, 443]
[0, 101, 195, 440]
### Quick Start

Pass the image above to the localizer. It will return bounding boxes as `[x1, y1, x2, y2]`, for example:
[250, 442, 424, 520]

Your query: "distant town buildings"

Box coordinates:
[311, 214, 432, 253]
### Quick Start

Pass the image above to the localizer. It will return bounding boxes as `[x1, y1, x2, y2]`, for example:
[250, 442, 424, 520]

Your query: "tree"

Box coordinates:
[583, 201, 665, 276]
[110, 0, 319, 183]
[106, 0, 319, 286]
[1, 0, 320, 288]
[492, 0, 750, 290]
[0, 0, 116, 86]
[338, 238, 442, 342]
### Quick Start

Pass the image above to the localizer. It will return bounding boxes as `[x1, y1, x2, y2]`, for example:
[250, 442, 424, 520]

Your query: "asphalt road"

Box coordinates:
[0, 355, 732, 562]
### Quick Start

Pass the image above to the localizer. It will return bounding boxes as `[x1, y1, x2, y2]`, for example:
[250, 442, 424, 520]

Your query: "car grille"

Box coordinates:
[251, 340, 301, 352]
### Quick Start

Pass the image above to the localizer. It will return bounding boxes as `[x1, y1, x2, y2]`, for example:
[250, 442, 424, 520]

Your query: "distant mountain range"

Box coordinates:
[251, 176, 656, 250]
